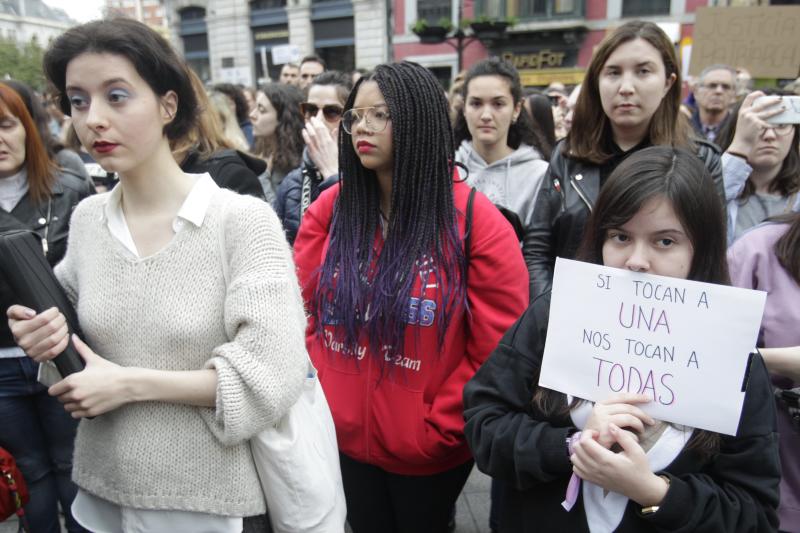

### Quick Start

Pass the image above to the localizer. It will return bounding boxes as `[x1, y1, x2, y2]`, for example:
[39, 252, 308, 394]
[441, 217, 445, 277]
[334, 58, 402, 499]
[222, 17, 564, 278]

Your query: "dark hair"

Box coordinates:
[310, 70, 353, 106]
[301, 54, 326, 70]
[0, 83, 56, 204]
[716, 89, 800, 200]
[774, 212, 800, 285]
[253, 83, 304, 176]
[526, 93, 556, 157]
[581, 146, 729, 283]
[535, 146, 728, 454]
[212, 83, 249, 124]
[42, 18, 198, 141]
[3, 79, 62, 158]
[566, 21, 688, 164]
[453, 58, 548, 155]
[314, 61, 466, 359]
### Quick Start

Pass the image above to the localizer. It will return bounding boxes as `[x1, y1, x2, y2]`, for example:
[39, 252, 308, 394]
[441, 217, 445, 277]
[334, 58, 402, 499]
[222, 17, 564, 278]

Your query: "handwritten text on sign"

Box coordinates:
[538, 259, 766, 435]
[689, 6, 800, 78]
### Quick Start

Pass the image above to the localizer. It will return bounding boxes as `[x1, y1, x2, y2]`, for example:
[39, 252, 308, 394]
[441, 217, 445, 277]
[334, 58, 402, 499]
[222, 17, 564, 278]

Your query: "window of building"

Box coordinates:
[418, 0, 452, 24]
[621, 0, 670, 17]
[317, 45, 355, 73]
[182, 33, 209, 53]
[250, 0, 286, 9]
[474, 0, 582, 19]
[179, 6, 205, 20]
[428, 66, 454, 90]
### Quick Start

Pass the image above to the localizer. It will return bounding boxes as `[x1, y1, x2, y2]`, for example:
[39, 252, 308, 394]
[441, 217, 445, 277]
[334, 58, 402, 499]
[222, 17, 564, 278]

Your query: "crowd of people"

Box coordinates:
[0, 15, 798, 533]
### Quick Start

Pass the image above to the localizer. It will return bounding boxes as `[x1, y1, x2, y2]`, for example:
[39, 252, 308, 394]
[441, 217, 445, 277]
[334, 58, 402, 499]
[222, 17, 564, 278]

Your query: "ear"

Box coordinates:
[160, 90, 179, 126]
[663, 72, 677, 97]
[512, 99, 523, 124]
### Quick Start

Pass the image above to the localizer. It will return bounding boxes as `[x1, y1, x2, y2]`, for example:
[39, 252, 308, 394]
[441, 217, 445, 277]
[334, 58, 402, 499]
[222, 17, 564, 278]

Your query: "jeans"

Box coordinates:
[0, 357, 86, 533]
[339, 453, 473, 533]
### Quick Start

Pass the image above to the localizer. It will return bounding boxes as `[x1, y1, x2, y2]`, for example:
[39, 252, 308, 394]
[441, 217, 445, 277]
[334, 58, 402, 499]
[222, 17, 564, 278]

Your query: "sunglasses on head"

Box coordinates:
[299, 102, 344, 122]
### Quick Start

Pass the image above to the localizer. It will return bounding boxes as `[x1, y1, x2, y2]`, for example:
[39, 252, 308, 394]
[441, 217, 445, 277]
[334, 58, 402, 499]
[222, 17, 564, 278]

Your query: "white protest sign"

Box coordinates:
[271, 44, 301, 66]
[539, 258, 766, 436]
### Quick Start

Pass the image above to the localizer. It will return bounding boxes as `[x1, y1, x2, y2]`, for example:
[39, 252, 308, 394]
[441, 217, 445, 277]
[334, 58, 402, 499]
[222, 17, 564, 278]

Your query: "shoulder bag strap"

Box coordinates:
[464, 187, 476, 285]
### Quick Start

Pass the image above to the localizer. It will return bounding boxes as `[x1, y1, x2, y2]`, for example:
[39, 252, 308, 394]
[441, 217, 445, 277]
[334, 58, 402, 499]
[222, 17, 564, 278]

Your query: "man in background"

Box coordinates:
[691, 64, 737, 143]
[279, 63, 300, 86]
[299, 55, 326, 90]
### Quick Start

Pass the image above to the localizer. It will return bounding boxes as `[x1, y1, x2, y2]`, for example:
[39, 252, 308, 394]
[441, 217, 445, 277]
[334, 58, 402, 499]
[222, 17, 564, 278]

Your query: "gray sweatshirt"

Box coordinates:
[455, 140, 549, 232]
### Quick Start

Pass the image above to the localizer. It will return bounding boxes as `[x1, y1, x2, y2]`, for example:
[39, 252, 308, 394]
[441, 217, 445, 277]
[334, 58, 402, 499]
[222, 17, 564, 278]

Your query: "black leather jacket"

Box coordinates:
[526, 139, 725, 301]
[0, 169, 93, 347]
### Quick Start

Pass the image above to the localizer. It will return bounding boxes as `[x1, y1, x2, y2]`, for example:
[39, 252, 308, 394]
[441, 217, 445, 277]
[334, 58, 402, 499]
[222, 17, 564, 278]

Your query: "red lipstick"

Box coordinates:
[93, 141, 119, 154]
[356, 140, 376, 153]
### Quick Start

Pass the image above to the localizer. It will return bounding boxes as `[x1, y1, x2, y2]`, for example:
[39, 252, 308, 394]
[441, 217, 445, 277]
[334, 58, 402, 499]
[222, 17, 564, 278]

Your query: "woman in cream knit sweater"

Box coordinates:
[7, 19, 307, 530]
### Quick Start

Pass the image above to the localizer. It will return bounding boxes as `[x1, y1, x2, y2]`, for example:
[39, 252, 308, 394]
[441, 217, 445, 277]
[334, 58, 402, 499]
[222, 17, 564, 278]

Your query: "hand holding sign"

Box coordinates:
[539, 258, 766, 435]
[584, 393, 655, 448]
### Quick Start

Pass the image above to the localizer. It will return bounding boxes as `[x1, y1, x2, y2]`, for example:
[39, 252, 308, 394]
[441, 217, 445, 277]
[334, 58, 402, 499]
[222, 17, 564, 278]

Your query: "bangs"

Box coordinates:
[0, 100, 11, 120]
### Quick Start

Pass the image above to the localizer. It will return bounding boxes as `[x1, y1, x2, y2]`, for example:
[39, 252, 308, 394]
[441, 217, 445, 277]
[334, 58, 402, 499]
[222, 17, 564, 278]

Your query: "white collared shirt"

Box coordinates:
[103, 172, 217, 258]
[70, 173, 244, 532]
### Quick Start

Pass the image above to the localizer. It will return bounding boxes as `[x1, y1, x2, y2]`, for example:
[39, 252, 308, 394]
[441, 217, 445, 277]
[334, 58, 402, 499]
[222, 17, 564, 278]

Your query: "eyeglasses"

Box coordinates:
[341, 106, 391, 134]
[700, 82, 733, 91]
[299, 102, 344, 122]
[761, 123, 796, 137]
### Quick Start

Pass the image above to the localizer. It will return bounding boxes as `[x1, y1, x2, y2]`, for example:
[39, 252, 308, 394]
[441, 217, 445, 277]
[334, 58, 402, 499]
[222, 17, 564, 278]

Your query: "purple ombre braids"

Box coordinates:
[314, 61, 467, 360]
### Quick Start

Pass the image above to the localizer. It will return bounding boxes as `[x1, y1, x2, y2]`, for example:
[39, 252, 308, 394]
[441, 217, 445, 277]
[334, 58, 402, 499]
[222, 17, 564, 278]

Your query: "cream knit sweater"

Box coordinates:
[54, 189, 308, 516]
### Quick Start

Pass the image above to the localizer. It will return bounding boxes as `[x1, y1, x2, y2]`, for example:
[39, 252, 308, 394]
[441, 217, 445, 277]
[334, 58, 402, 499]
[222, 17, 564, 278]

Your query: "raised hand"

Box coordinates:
[727, 91, 785, 156]
[302, 115, 339, 179]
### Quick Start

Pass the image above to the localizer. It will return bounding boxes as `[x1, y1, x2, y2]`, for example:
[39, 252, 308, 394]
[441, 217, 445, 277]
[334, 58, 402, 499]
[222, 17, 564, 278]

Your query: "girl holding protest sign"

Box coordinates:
[464, 146, 780, 532]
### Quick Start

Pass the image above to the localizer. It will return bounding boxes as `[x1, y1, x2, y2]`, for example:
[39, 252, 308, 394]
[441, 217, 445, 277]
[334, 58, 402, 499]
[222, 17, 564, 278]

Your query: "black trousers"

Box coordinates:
[340, 453, 473, 533]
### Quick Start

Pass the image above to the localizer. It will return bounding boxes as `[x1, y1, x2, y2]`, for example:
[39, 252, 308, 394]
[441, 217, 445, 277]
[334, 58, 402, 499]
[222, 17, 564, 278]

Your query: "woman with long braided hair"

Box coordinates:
[294, 61, 528, 532]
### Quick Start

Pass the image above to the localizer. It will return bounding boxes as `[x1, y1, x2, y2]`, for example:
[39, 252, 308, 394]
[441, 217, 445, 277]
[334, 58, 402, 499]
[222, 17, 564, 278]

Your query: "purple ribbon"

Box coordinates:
[561, 472, 581, 511]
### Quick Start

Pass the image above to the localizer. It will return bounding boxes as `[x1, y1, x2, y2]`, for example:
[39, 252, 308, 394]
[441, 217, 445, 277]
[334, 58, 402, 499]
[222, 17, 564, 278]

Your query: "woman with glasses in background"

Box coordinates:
[717, 90, 800, 244]
[293, 61, 528, 533]
[274, 71, 352, 246]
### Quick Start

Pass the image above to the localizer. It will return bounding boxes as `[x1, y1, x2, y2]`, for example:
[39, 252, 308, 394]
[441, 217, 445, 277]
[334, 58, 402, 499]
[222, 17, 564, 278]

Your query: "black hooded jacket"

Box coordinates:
[181, 149, 266, 200]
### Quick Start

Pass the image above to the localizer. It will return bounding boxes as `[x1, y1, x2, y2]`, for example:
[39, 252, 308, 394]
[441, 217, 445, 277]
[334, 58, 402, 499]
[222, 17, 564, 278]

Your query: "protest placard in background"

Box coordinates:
[538, 258, 766, 436]
[689, 6, 800, 79]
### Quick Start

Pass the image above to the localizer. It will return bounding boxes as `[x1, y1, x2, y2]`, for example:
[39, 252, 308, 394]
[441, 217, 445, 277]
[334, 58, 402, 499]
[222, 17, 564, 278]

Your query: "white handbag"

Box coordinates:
[216, 196, 346, 532]
[250, 362, 347, 533]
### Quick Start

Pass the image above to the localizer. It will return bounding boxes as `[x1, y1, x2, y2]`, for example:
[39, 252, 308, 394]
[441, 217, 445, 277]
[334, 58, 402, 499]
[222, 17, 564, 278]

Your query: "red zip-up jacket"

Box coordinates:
[294, 180, 528, 475]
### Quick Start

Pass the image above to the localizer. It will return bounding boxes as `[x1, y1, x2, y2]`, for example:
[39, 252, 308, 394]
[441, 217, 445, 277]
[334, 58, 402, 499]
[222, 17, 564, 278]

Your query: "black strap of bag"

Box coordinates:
[464, 187, 476, 281]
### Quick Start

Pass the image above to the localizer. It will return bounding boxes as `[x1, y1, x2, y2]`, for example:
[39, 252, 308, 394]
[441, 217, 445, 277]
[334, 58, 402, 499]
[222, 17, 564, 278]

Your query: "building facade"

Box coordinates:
[163, 0, 390, 87]
[105, 0, 168, 29]
[0, 0, 74, 46]
[394, 0, 713, 88]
